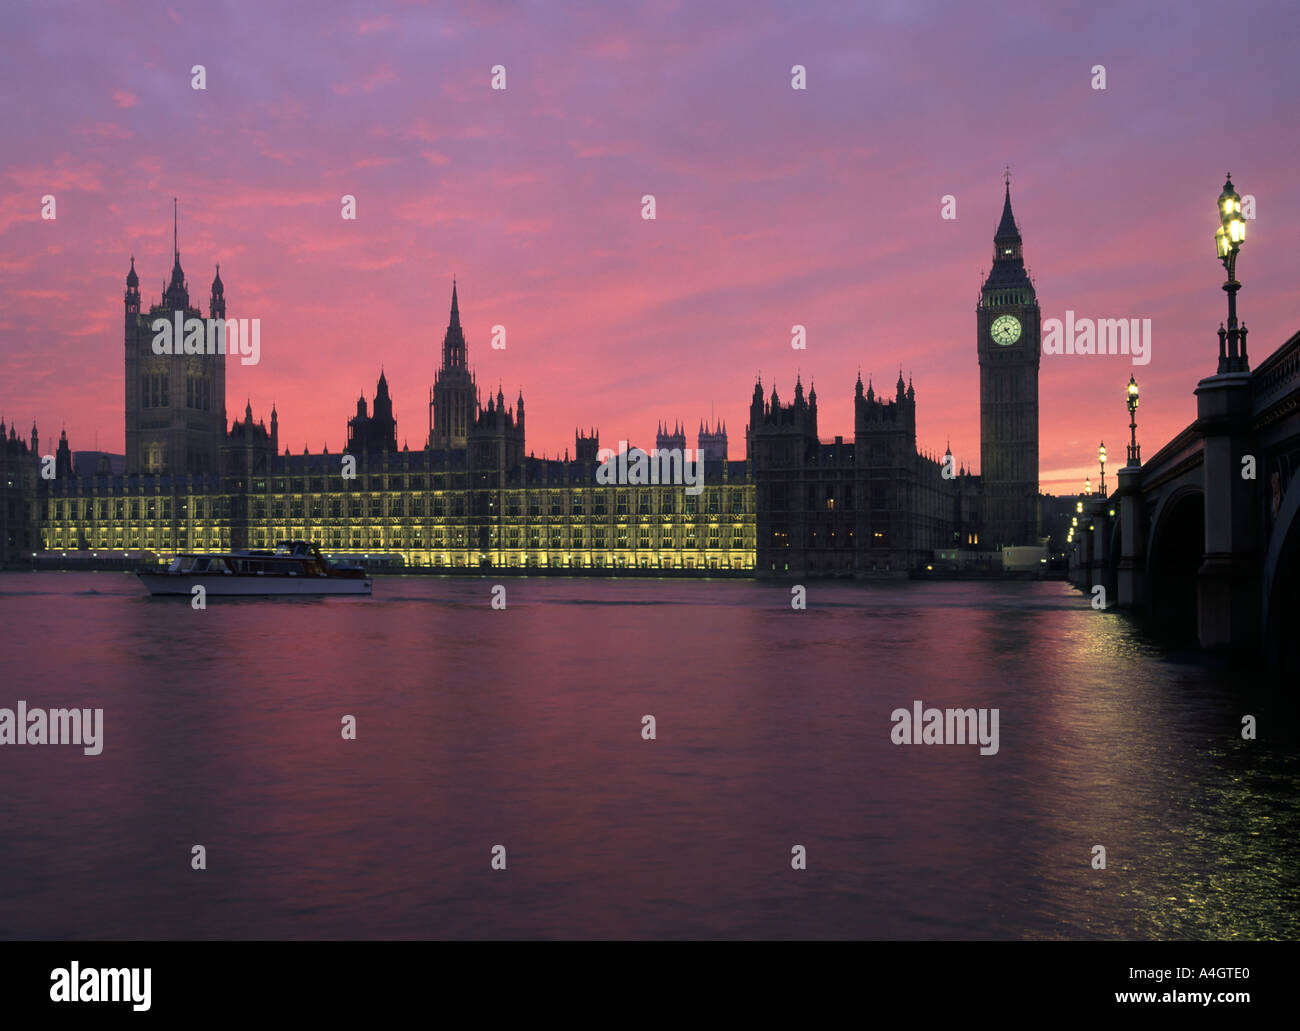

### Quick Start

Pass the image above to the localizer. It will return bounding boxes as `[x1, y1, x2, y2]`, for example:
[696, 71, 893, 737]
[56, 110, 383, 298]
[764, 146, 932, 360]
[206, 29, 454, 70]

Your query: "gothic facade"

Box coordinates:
[747, 373, 981, 577]
[347, 373, 398, 454]
[124, 203, 228, 477]
[428, 282, 476, 451]
[30, 279, 756, 571]
[8, 184, 1053, 575]
[0, 419, 39, 563]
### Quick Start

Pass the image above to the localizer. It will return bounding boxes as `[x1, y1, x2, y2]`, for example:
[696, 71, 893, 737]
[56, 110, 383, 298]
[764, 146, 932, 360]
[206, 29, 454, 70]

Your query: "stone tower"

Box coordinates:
[428, 281, 477, 450]
[123, 200, 227, 475]
[977, 177, 1041, 548]
[698, 418, 728, 461]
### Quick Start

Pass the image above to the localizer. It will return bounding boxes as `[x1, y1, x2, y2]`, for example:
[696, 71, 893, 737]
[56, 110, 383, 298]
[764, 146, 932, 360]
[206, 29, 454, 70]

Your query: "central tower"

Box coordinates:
[428, 281, 477, 450]
[977, 177, 1041, 549]
[124, 200, 227, 475]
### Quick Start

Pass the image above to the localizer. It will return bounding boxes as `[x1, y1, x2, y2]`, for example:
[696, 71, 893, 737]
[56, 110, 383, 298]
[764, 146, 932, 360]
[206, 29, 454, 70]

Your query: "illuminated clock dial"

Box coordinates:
[990, 314, 1022, 346]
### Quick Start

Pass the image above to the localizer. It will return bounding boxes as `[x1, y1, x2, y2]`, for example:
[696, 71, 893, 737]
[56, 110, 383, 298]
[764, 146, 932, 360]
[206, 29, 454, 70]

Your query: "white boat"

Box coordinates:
[138, 540, 372, 596]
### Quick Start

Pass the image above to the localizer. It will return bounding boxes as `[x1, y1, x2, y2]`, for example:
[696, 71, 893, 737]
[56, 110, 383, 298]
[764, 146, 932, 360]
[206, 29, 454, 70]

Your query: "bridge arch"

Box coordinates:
[1147, 486, 1204, 642]
[1262, 474, 1300, 674]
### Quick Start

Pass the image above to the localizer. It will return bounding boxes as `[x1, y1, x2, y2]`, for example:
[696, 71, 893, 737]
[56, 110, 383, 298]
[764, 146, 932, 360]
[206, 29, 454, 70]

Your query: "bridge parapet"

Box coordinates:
[1251, 329, 1300, 416]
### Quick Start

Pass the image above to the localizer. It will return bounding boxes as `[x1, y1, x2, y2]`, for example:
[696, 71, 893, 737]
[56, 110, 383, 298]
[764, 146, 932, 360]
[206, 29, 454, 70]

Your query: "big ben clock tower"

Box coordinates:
[978, 175, 1040, 549]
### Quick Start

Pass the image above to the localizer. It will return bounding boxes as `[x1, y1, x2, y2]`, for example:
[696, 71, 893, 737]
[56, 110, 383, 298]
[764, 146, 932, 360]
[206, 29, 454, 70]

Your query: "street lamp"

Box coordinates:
[1215, 174, 1249, 373]
[1126, 375, 1140, 465]
[1085, 476, 1091, 496]
[1099, 441, 1107, 496]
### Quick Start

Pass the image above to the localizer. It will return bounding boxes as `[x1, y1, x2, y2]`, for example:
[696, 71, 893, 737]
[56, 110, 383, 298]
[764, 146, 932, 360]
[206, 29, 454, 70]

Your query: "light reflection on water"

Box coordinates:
[0, 572, 1295, 939]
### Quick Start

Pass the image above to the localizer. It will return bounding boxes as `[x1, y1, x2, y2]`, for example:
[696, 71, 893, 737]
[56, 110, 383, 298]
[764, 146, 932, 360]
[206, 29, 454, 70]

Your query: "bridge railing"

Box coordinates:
[1251, 329, 1300, 414]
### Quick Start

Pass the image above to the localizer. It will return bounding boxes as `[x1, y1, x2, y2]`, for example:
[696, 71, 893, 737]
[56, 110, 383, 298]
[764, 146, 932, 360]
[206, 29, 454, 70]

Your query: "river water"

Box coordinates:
[0, 572, 1295, 939]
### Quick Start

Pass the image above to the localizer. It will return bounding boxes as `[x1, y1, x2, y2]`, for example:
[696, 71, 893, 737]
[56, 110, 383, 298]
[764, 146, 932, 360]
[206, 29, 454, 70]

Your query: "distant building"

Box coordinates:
[655, 421, 686, 453]
[0, 419, 39, 563]
[34, 281, 755, 571]
[428, 282, 476, 451]
[21, 184, 1058, 575]
[72, 451, 127, 476]
[697, 418, 728, 461]
[346, 372, 398, 454]
[123, 202, 228, 476]
[748, 373, 981, 577]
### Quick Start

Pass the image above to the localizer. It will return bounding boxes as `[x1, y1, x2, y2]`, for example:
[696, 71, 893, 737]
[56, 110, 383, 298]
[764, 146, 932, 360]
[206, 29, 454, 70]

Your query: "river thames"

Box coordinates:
[1, 572, 1296, 939]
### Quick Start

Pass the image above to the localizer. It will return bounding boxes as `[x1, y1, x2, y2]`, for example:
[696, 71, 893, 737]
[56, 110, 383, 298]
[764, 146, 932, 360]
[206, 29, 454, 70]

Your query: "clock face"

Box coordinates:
[990, 314, 1022, 346]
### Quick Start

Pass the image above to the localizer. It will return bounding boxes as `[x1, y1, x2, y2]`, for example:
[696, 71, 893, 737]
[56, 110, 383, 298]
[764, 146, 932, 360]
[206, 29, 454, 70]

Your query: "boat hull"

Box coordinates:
[137, 572, 372, 596]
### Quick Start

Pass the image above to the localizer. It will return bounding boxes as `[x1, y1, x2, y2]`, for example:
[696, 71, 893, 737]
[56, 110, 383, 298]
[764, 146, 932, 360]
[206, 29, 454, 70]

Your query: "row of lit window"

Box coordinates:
[46, 489, 752, 520]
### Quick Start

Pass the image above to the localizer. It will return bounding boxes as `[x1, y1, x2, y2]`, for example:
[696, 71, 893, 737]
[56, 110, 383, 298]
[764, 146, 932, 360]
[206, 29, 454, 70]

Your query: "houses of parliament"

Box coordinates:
[1, 186, 1045, 576]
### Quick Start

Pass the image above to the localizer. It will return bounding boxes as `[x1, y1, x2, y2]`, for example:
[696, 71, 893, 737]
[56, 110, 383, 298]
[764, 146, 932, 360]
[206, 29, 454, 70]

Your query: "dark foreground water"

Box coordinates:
[0, 572, 1296, 940]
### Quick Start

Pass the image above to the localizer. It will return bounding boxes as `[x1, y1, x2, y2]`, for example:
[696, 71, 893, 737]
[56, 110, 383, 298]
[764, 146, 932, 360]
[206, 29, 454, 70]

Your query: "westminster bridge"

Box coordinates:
[1068, 327, 1300, 669]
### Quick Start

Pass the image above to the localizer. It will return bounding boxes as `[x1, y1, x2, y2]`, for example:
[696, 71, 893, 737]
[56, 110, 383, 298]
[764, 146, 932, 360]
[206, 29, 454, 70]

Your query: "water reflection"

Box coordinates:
[0, 572, 1295, 939]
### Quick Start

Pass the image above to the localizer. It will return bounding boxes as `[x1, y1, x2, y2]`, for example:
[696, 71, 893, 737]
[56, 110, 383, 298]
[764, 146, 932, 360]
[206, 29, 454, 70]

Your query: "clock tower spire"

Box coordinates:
[977, 175, 1041, 549]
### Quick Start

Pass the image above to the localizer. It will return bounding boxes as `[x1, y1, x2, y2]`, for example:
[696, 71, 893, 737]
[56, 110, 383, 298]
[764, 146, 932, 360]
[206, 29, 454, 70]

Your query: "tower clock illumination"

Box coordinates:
[990, 314, 1021, 345]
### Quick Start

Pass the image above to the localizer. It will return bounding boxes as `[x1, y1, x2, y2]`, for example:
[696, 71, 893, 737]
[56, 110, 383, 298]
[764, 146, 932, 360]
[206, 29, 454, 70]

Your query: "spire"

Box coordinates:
[440, 280, 467, 370]
[209, 262, 225, 318]
[983, 174, 1032, 296]
[165, 198, 188, 309]
[995, 176, 1019, 242]
[126, 255, 138, 288]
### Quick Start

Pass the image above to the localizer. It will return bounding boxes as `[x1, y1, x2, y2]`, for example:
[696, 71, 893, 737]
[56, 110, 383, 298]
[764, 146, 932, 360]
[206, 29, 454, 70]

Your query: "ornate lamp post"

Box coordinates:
[1126, 375, 1140, 465]
[1085, 476, 1091, 497]
[1215, 175, 1248, 373]
[1098, 441, 1107, 496]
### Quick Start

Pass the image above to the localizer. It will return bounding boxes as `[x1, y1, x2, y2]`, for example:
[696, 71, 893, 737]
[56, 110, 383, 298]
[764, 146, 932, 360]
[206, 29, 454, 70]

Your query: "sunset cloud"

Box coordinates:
[0, 1, 1297, 499]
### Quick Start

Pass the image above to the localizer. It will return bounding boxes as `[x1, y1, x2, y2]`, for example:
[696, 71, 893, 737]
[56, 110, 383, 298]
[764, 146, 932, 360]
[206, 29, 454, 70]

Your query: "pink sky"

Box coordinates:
[2, 0, 1298, 493]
